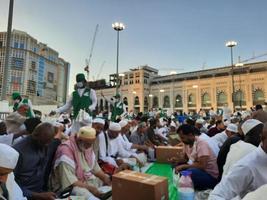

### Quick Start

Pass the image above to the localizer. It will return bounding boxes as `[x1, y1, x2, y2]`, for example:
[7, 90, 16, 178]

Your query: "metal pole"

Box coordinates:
[116, 30, 120, 95]
[1, 0, 14, 100]
[230, 47, 235, 112]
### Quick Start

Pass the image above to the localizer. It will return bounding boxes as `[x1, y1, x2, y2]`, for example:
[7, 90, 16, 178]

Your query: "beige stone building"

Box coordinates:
[95, 61, 267, 114]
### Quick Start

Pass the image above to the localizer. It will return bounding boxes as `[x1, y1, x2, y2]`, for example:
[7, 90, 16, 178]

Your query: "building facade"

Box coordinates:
[96, 62, 267, 114]
[0, 30, 70, 105]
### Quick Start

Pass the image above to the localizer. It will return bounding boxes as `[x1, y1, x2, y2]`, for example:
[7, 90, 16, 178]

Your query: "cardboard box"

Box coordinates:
[112, 170, 168, 200]
[156, 146, 183, 163]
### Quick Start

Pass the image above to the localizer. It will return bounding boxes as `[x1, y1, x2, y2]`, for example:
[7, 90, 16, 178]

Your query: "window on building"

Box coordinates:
[233, 90, 246, 107]
[163, 95, 170, 108]
[0, 41, 3, 48]
[134, 96, 140, 106]
[31, 61, 36, 70]
[253, 89, 265, 106]
[201, 92, 211, 107]
[14, 42, 19, 48]
[47, 72, 54, 83]
[123, 97, 128, 106]
[217, 92, 227, 107]
[20, 43, 24, 49]
[153, 96, 159, 108]
[188, 93, 196, 107]
[144, 97, 148, 107]
[175, 95, 183, 107]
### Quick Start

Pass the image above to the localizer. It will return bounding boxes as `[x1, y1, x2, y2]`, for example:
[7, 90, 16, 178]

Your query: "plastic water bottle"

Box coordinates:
[178, 170, 195, 200]
[173, 168, 180, 187]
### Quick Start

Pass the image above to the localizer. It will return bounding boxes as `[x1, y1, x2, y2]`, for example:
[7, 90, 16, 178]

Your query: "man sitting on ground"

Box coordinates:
[98, 122, 131, 175]
[51, 126, 111, 200]
[209, 122, 267, 199]
[13, 122, 57, 200]
[0, 143, 26, 200]
[129, 122, 149, 145]
[207, 120, 225, 137]
[173, 124, 218, 190]
[222, 119, 263, 177]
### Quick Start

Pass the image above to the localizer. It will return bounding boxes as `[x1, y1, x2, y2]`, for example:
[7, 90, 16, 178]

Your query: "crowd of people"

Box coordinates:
[1, 73, 267, 200]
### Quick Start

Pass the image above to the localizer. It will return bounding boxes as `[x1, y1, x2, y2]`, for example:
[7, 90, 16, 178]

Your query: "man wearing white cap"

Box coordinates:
[118, 120, 148, 154]
[92, 118, 105, 160]
[222, 119, 263, 177]
[216, 123, 239, 179]
[209, 122, 267, 200]
[0, 143, 26, 200]
[51, 126, 111, 200]
[98, 122, 132, 174]
[212, 123, 237, 149]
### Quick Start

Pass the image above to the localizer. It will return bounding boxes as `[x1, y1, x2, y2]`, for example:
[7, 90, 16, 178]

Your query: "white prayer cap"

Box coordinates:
[0, 143, 19, 169]
[226, 123, 238, 133]
[224, 120, 230, 127]
[196, 118, 205, 125]
[119, 120, 128, 128]
[241, 111, 251, 120]
[109, 122, 121, 132]
[241, 119, 262, 135]
[93, 118, 105, 125]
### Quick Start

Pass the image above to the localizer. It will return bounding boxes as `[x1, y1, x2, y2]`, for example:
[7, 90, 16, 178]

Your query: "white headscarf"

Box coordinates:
[0, 143, 19, 169]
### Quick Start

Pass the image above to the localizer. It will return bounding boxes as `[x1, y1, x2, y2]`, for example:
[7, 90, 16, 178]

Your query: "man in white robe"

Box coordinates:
[0, 143, 26, 200]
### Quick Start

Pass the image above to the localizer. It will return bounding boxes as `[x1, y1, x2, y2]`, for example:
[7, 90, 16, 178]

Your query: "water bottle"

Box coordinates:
[178, 170, 194, 200]
[173, 168, 180, 187]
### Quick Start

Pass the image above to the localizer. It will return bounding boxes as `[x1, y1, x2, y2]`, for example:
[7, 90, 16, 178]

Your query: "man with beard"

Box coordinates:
[0, 143, 26, 200]
[98, 122, 131, 175]
[51, 126, 111, 200]
[173, 124, 218, 190]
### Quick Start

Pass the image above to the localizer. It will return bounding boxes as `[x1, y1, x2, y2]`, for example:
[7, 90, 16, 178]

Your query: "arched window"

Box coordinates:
[217, 92, 227, 107]
[163, 95, 170, 108]
[100, 99, 103, 111]
[188, 93, 196, 107]
[201, 93, 211, 107]
[144, 97, 148, 107]
[175, 94, 183, 107]
[153, 96, 159, 108]
[123, 97, 128, 106]
[253, 89, 265, 105]
[134, 96, 140, 106]
[233, 90, 246, 106]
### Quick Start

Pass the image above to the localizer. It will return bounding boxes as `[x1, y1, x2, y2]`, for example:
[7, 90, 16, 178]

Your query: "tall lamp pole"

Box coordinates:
[112, 22, 125, 95]
[225, 40, 237, 111]
[1, 0, 14, 100]
[235, 62, 244, 110]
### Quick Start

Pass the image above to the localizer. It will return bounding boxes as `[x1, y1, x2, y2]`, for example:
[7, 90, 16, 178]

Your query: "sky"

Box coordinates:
[1, 0, 267, 94]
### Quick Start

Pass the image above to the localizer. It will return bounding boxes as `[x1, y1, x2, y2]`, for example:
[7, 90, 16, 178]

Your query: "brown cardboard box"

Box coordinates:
[112, 170, 168, 200]
[156, 146, 183, 163]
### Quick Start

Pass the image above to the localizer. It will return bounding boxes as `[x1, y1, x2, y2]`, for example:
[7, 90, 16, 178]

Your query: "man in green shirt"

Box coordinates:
[11, 92, 35, 118]
[50, 73, 97, 133]
[101, 92, 127, 122]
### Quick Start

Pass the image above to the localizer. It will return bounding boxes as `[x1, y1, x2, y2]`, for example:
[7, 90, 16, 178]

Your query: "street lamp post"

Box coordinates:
[225, 40, 237, 111]
[235, 62, 244, 110]
[112, 22, 125, 95]
[1, 0, 14, 100]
